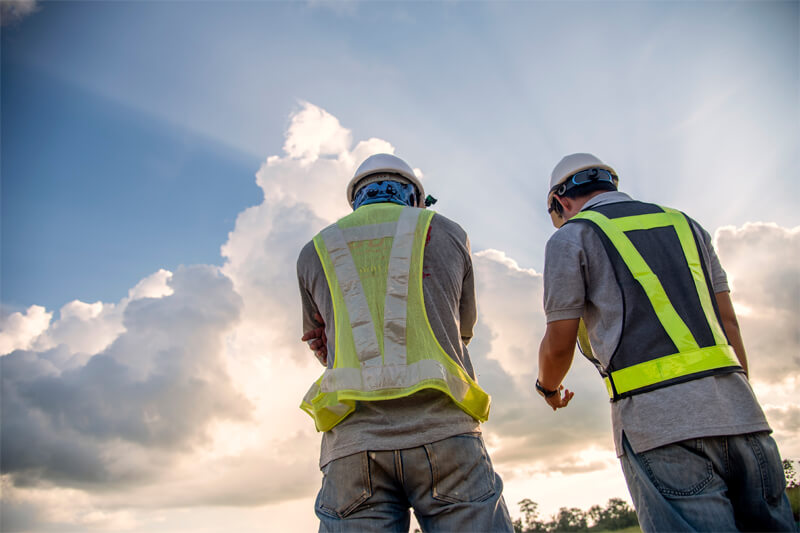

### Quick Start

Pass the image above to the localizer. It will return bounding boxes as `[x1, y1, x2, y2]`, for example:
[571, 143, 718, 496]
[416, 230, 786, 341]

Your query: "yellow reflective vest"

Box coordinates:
[301, 203, 490, 432]
[568, 201, 743, 401]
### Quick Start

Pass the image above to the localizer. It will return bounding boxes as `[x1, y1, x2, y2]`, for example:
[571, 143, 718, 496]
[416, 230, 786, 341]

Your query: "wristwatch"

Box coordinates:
[535, 379, 559, 398]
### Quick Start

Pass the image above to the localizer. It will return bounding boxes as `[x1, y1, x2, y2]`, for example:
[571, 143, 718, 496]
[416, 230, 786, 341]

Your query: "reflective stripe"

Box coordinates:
[320, 225, 382, 366]
[341, 222, 398, 242]
[318, 358, 469, 398]
[603, 344, 740, 396]
[302, 357, 489, 431]
[577, 318, 606, 377]
[663, 208, 728, 345]
[573, 210, 699, 352]
[610, 212, 674, 232]
[382, 209, 419, 366]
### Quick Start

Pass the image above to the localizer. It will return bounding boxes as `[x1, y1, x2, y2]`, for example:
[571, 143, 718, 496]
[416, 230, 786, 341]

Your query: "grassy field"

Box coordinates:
[788, 486, 799, 520]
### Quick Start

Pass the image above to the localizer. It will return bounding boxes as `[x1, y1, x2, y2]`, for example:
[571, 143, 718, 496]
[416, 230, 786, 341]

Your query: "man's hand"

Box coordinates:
[301, 313, 328, 366]
[543, 385, 574, 412]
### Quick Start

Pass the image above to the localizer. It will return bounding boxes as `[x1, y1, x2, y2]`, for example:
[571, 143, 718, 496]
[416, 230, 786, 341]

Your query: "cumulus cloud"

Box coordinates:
[714, 223, 800, 383]
[2, 266, 249, 493]
[0, 305, 52, 355]
[472, 250, 613, 474]
[221, 101, 397, 355]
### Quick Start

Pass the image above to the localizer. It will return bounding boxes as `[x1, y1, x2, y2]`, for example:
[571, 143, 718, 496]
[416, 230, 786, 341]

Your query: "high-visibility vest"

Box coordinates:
[300, 203, 491, 432]
[567, 201, 744, 401]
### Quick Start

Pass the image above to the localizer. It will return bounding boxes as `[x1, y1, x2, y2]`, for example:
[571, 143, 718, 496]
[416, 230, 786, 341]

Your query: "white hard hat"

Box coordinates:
[547, 153, 618, 228]
[347, 153, 425, 208]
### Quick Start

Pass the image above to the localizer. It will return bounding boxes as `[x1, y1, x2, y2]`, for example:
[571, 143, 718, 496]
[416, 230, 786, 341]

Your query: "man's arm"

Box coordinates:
[537, 318, 579, 411]
[297, 243, 328, 366]
[715, 291, 748, 377]
[459, 235, 477, 346]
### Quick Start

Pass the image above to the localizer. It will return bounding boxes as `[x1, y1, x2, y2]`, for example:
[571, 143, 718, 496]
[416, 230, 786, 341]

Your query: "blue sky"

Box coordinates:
[5, 0, 797, 312]
[1, 1, 798, 531]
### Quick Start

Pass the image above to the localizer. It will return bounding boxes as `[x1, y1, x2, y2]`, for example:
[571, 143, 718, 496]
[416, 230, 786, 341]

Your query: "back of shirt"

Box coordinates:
[297, 210, 481, 467]
[543, 191, 769, 457]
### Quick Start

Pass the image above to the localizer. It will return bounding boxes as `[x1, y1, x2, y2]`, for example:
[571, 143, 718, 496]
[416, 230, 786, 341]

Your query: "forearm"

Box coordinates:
[538, 339, 574, 389]
[537, 319, 579, 389]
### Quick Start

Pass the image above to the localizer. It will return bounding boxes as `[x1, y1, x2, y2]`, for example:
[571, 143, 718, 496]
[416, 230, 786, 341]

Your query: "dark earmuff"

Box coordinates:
[548, 196, 563, 215]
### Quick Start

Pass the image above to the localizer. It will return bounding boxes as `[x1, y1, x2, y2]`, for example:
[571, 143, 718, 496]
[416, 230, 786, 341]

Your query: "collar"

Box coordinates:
[580, 191, 633, 211]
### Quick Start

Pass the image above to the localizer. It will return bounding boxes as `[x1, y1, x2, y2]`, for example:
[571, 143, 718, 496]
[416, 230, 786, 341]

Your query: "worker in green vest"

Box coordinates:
[297, 153, 512, 532]
[536, 153, 795, 531]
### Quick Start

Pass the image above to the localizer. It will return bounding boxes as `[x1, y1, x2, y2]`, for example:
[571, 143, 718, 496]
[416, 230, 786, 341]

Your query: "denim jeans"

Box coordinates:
[315, 434, 513, 532]
[620, 431, 796, 532]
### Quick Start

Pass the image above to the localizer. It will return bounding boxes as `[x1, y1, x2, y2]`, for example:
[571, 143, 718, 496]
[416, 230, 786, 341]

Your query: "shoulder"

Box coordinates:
[428, 212, 469, 248]
[684, 213, 713, 241]
[297, 240, 317, 272]
[430, 211, 467, 238]
[547, 220, 595, 250]
[297, 238, 322, 278]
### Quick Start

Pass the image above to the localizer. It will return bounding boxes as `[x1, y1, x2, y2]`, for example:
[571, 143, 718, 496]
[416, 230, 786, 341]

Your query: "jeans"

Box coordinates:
[620, 431, 796, 532]
[315, 434, 513, 532]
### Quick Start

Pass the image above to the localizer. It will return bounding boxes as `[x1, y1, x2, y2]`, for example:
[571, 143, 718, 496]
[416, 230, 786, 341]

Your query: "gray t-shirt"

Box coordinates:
[297, 208, 481, 467]
[543, 191, 770, 456]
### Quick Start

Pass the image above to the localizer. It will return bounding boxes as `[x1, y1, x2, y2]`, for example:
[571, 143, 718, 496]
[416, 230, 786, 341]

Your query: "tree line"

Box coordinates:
[511, 458, 800, 533]
[513, 497, 638, 533]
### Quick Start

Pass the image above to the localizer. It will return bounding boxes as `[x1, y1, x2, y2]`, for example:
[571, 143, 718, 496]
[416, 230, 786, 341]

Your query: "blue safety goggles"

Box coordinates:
[551, 168, 617, 197]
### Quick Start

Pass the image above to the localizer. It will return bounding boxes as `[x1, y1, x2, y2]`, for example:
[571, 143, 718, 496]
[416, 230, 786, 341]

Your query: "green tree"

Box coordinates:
[515, 498, 547, 532]
[549, 507, 588, 532]
[588, 498, 638, 530]
[784, 459, 798, 489]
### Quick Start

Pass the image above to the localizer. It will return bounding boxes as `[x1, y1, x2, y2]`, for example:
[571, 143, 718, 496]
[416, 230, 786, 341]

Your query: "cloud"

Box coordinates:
[220, 101, 397, 355]
[0, 0, 38, 27]
[765, 404, 800, 434]
[2, 266, 250, 491]
[471, 249, 613, 474]
[0, 305, 52, 355]
[714, 223, 800, 383]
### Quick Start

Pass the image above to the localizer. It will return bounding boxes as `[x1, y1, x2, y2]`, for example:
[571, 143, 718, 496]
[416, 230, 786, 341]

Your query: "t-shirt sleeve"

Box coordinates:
[459, 234, 477, 345]
[297, 241, 324, 334]
[543, 231, 587, 322]
[689, 218, 730, 294]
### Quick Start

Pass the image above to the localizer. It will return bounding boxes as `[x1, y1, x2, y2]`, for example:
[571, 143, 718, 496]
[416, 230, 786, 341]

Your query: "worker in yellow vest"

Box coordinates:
[297, 153, 512, 532]
[537, 153, 795, 531]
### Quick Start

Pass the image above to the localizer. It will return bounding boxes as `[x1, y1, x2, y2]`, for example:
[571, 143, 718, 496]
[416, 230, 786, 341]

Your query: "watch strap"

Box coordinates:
[536, 379, 559, 398]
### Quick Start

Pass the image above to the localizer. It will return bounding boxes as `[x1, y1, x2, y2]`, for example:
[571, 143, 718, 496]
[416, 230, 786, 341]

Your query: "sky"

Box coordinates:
[1, 1, 798, 531]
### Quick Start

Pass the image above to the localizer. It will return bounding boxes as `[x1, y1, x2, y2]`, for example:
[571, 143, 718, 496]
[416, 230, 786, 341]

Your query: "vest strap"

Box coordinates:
[320, 224, 383, 367]
[340, 221, 398, 242]
[382, 208, 419, 366]
[573, 209, 699, 352]
[603, 344, 740, 398]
